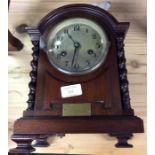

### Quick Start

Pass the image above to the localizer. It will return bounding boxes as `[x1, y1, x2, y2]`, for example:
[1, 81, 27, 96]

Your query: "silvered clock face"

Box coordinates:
[46, 18, 110, 75]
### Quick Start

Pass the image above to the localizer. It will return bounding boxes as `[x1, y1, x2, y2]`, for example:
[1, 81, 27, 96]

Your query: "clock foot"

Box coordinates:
[9, 134, 36, 153]
[33, 135, 50, 147]
[109, 133, 133, 148]
[57, 133, 65, 138]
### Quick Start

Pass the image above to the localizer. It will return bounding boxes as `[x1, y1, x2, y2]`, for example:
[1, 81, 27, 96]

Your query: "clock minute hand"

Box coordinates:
[66, 32, 81, 68]
[71, 48, 77, 67]
[71, 42, 80, 67]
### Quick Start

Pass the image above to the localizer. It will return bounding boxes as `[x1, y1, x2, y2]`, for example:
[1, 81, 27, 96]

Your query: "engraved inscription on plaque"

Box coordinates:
[62, 103, 91, 116]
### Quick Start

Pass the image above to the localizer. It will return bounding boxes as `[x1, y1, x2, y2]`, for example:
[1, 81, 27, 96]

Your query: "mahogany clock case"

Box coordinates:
[26, 4, 128, 116]
[9, 4, 144, 153]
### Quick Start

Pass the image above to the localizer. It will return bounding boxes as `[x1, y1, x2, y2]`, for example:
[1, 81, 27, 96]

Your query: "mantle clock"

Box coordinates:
[10, 4, 144, 153]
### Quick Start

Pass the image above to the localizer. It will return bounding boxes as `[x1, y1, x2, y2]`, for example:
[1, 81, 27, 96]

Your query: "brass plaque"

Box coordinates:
[62, 103, 91, 116]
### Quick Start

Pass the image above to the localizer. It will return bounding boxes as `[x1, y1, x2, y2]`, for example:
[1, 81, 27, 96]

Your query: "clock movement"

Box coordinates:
[10, 4, 144, 153]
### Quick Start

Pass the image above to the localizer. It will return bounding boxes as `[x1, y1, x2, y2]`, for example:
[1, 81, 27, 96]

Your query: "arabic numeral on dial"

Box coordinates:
[96, 42, 101, 48]
[57, 35, 63, 41]
[86, 60, 90, 65]
[65, 61, 69, 66]
[73, 64, 80, 70]
[94, 53, 97, 58]
[56, 36, 60, 40]
[60, 36, 63, 40]
[74, 25, 80, 31]
[55, 45, 59, 49]
[64, 29, 68, 34]
[92, 34, 97, 39]
[57, 54, 61, 60]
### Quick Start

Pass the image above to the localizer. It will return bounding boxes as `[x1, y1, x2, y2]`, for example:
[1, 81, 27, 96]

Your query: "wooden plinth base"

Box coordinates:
[14, 116, 143, 134]
[10, 115, 144, 153]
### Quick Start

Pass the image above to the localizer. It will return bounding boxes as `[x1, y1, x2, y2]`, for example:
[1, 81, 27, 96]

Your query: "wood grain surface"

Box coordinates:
[8, 0, 147, 154]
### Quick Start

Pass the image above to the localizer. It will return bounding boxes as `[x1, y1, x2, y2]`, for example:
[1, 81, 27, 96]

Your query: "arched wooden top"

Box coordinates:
[26, 4, 130, 83]
[37, 4, 129, 38]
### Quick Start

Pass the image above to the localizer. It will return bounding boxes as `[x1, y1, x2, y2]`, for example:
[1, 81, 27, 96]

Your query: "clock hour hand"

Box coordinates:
[67, 31, 76, 44]
[66, 32, 81, 68]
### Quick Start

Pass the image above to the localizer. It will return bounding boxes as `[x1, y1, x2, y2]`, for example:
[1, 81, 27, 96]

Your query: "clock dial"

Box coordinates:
[46, 18, 110, 75]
